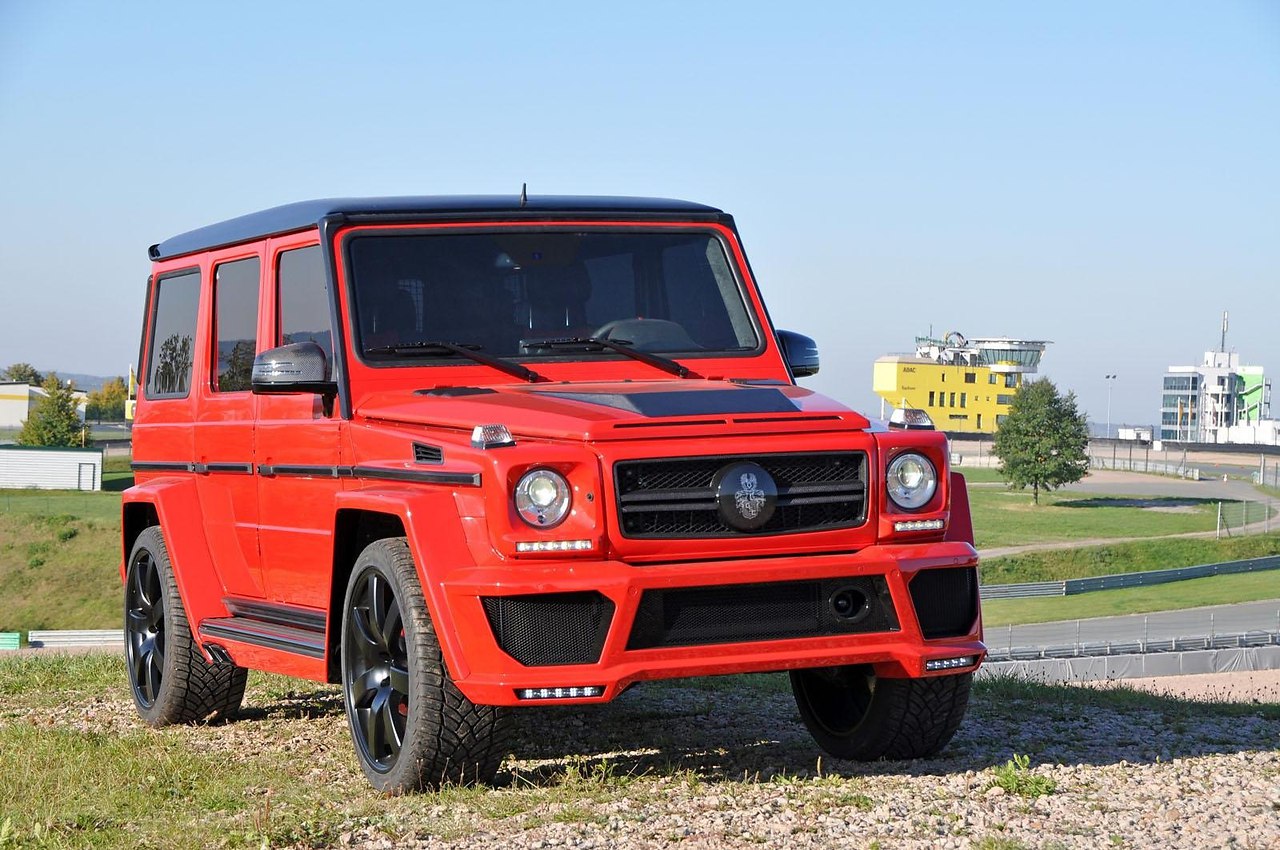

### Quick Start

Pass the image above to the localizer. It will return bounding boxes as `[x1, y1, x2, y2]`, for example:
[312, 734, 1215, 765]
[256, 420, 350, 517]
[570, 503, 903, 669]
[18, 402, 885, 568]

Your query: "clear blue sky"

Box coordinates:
[1, 1, 1276, 426]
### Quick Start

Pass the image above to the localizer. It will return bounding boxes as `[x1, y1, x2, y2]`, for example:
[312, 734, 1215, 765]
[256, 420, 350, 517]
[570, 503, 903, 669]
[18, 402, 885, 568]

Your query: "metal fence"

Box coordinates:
[1088, 455, 1202, 479]
[26, 629, 123, 649]
[986, 630, 1280, 662]
[981, 555, 1280, 599]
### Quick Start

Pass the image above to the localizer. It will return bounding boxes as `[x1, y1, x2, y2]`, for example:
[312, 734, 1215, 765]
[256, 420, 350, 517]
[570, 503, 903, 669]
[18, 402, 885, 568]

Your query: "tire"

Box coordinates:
[790, 664, 971, 761]
[124, 526, 248, 725]
[341, 537, 511, 792]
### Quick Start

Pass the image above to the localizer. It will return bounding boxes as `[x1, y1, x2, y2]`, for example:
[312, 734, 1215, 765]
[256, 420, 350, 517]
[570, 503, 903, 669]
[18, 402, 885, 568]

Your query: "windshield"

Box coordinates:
[347, 230, 759, 362]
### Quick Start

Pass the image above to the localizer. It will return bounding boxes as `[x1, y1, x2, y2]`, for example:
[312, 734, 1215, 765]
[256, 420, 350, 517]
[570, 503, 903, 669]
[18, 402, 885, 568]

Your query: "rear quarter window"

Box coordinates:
[145, 269, 201, 398]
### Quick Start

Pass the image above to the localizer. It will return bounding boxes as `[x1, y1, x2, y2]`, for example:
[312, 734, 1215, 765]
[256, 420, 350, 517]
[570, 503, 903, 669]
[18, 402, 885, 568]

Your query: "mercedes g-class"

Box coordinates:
[123, 195, 983, 792]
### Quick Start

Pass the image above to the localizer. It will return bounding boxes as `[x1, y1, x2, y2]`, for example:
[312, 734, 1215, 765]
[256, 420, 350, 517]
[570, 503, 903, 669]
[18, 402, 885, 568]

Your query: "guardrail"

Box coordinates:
[985, 629, 1280, 662]
[26, 629, 124, 649]
[980, 554, 1280, 600]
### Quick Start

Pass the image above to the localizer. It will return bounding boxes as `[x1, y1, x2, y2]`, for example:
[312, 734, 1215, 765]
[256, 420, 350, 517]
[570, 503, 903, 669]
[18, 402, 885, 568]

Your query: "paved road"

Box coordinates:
[987, 599, 1280, 654]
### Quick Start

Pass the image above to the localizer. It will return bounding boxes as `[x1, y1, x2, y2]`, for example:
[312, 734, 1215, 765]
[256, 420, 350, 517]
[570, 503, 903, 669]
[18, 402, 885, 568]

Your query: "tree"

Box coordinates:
[85, 376, 128, 421]
[992, 378, 1090, 505]
[2, 362, 43, 385]
[17, 374, 84, 448]
[153, 332, 193, 395]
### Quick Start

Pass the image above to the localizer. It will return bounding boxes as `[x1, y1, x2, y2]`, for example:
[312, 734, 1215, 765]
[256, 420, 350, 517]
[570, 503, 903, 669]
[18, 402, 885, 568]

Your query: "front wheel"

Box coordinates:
[341, 538, 511, 792]
[790, 665, 971, 761]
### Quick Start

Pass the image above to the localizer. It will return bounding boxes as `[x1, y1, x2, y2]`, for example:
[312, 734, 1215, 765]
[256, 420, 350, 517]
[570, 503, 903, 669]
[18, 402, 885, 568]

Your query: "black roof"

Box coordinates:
[150, 194, 726, 260]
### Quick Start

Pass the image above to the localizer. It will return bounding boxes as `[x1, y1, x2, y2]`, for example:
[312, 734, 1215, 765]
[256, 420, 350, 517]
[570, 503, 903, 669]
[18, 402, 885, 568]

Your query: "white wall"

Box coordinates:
[0, 447, 103, 490]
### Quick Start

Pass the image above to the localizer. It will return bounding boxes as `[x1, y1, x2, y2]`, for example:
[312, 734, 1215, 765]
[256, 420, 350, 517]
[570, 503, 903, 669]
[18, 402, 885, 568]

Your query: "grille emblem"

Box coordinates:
[735, 473, 766, 519]
[713, 462, 777, 531]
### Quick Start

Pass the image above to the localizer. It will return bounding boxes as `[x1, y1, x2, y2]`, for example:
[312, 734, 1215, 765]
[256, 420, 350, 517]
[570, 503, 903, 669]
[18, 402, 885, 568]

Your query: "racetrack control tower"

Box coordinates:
[873, 332, 1050, 434]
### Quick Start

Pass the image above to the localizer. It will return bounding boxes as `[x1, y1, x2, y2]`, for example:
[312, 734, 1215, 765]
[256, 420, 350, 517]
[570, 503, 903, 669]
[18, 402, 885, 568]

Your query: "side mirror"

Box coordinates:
[777, 330, 819, 378]
[251, 342, 337, 396]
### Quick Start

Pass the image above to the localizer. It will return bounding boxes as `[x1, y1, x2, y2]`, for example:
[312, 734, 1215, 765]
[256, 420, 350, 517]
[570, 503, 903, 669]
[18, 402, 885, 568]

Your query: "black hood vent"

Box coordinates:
[413, 442, 444, 465]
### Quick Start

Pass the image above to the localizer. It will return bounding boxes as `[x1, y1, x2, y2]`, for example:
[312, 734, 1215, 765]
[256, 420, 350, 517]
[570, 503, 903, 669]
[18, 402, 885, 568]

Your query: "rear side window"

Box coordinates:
[277, 245, 333, 362]
[213, 257, 260, 392]
[146, 269, 200, 398]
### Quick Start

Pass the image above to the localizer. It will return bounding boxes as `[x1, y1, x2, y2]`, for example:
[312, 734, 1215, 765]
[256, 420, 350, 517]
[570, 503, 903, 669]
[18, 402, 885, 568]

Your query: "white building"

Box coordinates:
[1160, 351, 1272, 444]
[0, 382, 89, 431]
[0, 446, 103, 490]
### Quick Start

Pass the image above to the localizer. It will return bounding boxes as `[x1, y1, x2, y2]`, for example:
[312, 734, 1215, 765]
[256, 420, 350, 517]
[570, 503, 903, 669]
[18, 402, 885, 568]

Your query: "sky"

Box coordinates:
[1, 1, 1276, 426]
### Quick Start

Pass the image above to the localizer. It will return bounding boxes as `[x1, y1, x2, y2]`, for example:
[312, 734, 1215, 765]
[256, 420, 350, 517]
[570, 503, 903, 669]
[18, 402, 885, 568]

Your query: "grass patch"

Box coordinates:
[987, 753, 1057, 797]
[968, 487, 1231, 549]
[981, 570, 1280, 626]
[0, 489, 121, 524]
[956, 467, 1005, 484]
[0, 506, 121, 633]
[982, 533, 1280, 584]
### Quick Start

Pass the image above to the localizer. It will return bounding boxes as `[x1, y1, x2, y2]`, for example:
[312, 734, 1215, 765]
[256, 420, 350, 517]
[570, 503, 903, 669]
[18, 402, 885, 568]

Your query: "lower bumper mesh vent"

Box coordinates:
[626, 576, 897, 650]
[908, 567, 979, 639]
[482, 592, 614, 666]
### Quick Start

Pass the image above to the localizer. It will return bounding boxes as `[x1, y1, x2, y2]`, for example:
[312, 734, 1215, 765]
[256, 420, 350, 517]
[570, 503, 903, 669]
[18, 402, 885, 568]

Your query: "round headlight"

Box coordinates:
[514, 468, 571, 528]
[886, 452, 937, 511]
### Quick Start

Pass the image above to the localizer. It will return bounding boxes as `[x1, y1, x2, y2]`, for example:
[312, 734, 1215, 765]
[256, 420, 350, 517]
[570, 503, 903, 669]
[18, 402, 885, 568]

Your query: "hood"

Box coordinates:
[356, 380, 871, 441]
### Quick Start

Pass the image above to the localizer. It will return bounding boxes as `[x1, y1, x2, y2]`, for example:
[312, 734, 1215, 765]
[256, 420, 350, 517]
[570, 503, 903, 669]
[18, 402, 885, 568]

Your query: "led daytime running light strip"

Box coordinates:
[894, 519, 945, 532]
[925, 655, 976, 671]
[517, 686, 604, 700]
[515, 539, 593, 553]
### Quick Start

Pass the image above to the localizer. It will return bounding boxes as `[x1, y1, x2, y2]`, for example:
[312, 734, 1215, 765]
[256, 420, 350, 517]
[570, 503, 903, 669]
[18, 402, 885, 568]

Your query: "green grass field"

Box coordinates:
[0, 497, 121, 633]
[980, 533, 1280, 584]
[981, 570, 1280, 626]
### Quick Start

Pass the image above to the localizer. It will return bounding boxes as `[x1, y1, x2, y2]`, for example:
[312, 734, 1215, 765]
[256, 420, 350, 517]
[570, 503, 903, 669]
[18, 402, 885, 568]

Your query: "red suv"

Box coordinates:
[124, 195, 983, 792]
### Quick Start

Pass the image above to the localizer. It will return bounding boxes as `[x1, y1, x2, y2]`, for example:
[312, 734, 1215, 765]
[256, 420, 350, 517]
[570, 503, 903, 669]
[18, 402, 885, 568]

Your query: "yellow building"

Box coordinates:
[873, 333, 1049, 434]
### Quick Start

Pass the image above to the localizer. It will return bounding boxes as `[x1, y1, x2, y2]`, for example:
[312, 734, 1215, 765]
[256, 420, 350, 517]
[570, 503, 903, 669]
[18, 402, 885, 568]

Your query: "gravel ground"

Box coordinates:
[21, 667, 1279, 850]
[1080, 668, 1280, 703]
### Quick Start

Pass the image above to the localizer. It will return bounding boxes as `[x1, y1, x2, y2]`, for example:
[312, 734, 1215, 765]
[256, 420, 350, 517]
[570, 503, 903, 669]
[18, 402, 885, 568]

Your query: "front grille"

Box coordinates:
[615, 452, 867, 538]
[626, 576, 898, 650]
[482, 592, 614, 666]
[909, 567, 979, 639]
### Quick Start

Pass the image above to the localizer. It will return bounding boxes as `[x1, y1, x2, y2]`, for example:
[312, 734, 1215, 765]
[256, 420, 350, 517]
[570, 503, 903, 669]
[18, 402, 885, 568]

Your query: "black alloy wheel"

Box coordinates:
[340, 538, 512, 792]
[344, 566, 410, 772]
[125, 545, 165, 709]
[123, 526, 247, 726]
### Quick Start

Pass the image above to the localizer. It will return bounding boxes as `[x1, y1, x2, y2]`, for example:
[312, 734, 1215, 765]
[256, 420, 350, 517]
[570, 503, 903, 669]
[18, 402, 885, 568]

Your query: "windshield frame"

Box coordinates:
[337, 222, 767, 371]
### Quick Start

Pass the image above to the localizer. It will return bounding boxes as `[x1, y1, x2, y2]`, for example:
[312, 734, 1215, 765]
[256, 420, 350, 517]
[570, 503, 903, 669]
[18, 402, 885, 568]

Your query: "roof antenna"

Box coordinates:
[519, 182, 527, 208]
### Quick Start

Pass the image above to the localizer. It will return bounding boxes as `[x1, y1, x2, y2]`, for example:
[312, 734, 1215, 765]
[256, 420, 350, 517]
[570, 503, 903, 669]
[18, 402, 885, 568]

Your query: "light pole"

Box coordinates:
[1104, 374, 1117, 439]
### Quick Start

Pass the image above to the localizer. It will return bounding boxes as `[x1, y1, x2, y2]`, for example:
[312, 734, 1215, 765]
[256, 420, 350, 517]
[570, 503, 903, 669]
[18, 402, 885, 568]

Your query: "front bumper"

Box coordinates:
[436, 540, 983, 706]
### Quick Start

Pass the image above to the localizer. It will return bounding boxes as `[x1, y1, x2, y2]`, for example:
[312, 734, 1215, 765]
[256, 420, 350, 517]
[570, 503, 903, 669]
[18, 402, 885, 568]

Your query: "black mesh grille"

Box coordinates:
[909, 567, 979, 639]
[482, 592, 614, 666]
[627, 576, 897, 650]
[615, 452, 867, 538]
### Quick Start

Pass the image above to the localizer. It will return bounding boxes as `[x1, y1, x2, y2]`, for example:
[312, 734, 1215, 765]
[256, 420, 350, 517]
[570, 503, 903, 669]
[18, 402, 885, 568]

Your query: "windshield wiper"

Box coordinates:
[365, 341, 544, 383]
[521, 337, 690, 378]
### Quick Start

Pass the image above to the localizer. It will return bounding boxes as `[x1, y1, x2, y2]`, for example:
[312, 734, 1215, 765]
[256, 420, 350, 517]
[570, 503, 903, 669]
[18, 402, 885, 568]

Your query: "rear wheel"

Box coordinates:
[790, 665, 971, 761]
[341, 538, 511, 792]
[124, 526, 247, 725]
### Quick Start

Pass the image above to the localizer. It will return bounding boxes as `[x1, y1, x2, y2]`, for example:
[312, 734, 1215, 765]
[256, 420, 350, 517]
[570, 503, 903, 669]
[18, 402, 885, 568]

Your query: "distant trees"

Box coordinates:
[2, 363, 43, 385]
[85, 377, 128, 421]
[992, 378, 1090, 505]
[17, 374, 83, 448]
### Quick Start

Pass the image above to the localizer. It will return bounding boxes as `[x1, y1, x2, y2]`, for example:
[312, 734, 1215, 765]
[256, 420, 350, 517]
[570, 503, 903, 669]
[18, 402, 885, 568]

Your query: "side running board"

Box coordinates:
[199, 598, 327, 659]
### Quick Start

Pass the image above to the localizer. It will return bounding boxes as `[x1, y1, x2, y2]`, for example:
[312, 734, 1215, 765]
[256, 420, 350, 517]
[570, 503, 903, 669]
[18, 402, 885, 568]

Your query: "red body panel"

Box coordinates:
[126, 212, 985, 698]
